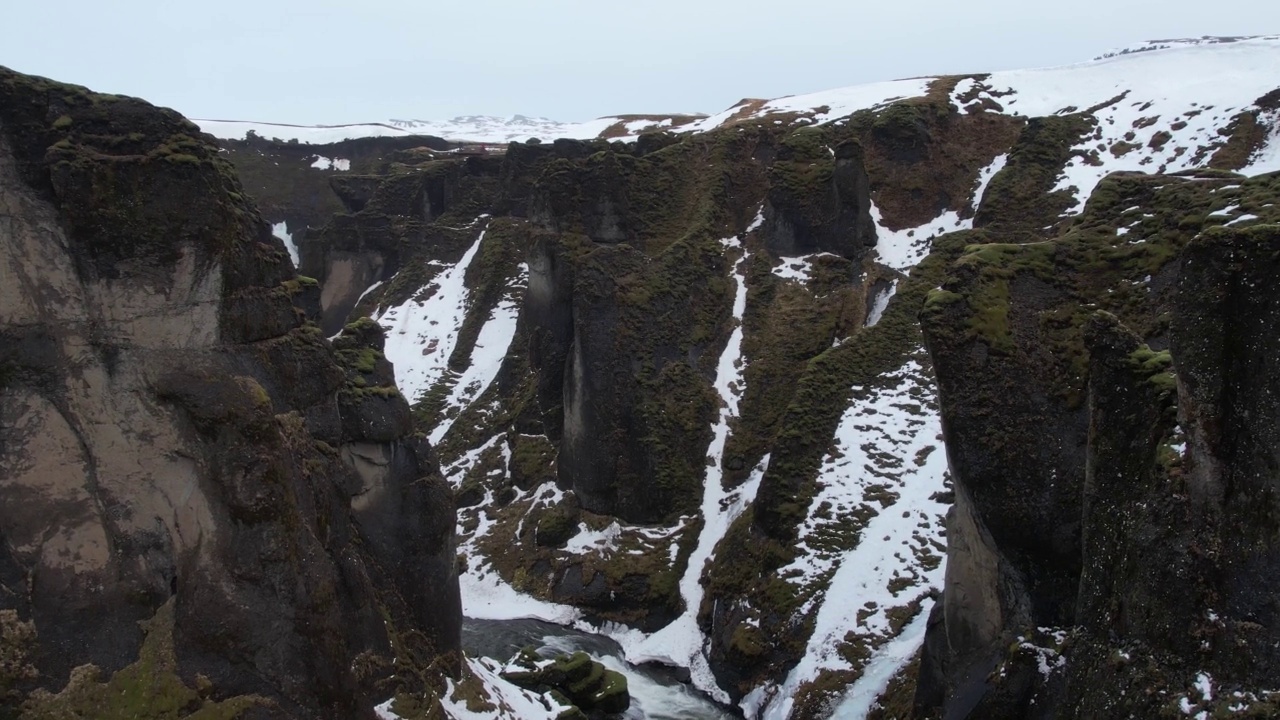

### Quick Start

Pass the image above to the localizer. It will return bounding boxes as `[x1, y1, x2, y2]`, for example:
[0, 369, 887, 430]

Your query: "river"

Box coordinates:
[463, 618, 740, 719]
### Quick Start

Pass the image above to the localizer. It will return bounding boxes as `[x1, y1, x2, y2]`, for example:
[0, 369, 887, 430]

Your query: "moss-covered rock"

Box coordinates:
[502, 651, 630, 717]
[914, 162, 1280, 716]
[20, 601, 265, 719]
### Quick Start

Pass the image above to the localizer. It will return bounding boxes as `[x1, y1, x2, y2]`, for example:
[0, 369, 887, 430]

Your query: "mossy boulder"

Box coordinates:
[502, 651, 630, 717]
[534, 505, 581, 548]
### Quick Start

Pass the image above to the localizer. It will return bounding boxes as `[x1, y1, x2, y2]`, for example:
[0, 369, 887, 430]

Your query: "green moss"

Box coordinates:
[924, 169, 1280, 408]
[975, 112, 1096, 235]
[160, 153, 202, 165]
[1, 610, 37, 705]
[566, 662, 604, 697]
[966, 277, 1013, 353]
[635, 360, 718, 517]
[20, 600, 264, 719]
[1128, 347, 1177, 404]
[1208, 108, 1271, 170]
[788, 668, 861, 720]
[726, 249, 863, 483]
[238, 376, 272, 410]
[440, 666, 497, 715]
[924, 288, 963, 308]
[729, 624, 767, 658]
[534, 505, 579, 548]
[509, 434, 556, 488]
[1109, 140, 1142, 157]
[343, 384, 403, 399]
[1127, 347, 1171, 376]
[588, 669, 628, 710]
[350, 348, 381, 374]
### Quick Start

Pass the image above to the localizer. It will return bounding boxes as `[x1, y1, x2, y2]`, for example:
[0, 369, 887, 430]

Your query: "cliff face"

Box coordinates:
[917, 171, 1280, 717]
[0, 68, 460, 718]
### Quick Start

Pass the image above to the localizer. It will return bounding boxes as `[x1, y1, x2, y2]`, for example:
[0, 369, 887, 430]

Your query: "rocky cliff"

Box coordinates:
[0, 68, 460, 718]
[916, 170, 1280, 717]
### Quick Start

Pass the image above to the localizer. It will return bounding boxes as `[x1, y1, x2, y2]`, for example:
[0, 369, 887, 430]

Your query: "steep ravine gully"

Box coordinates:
[3, 35, 1280, 720]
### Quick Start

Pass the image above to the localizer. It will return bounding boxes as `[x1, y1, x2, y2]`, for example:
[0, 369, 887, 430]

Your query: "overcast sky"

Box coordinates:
[4, 1, 1277, 124]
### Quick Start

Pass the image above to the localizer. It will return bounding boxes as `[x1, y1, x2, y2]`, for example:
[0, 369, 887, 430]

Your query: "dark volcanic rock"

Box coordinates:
[917, 171, 1280, 718]
[0, 66, 459, 718]
[216, 131, 455, 234]
[761, 138, 877, 259]
[300, 156, 503, 335]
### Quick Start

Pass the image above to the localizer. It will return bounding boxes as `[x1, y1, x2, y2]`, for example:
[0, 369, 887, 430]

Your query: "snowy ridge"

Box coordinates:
[1095, 35, 1280, 60]
[742, 356, 950, 719]
[953, 37, 1280, 210]
[203, 38, 1280, 204]
[680, 77, 935, 135]
[386, 114, 699, 143]
[197, 113, 700, 144]
[198, 119, 425, 144]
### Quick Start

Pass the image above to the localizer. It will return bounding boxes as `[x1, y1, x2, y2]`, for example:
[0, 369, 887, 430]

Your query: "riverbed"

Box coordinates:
[463, 617, 740, 719]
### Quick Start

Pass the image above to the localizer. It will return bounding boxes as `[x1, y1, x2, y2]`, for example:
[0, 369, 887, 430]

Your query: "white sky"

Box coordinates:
[3, 0, 1277, 123]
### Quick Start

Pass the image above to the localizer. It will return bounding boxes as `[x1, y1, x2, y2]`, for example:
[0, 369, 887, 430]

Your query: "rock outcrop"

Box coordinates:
[0, 67, 460, 718]
[916, 170, 1280, 717]
[502, 650, 630, 718]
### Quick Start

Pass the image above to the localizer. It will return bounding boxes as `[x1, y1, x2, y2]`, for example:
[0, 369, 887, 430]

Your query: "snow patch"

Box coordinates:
[872, 153, 1007, 270]
[428, 263, 527, 444]
[830, 606, 934, 718]
[377, 222, 487, 404]
[562, 522, 623, 555]
[271, 222, 299, 267]
[747, 356, 949, 719]
[310, 155, 351, 171]
[865, 280, 898, 328]
[771, 253, 841, 282]
[459, 566, 581, 624]
[1244, 109, 1280, 174]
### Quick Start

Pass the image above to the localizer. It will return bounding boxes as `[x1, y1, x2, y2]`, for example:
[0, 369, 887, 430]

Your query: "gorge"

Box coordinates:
[3, 34, 1280, 720]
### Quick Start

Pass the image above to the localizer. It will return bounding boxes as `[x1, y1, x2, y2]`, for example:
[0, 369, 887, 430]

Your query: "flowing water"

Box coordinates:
[463, 618, 739, 719]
